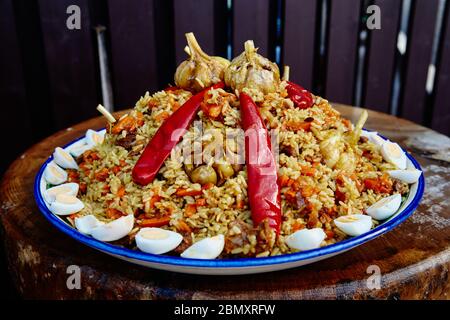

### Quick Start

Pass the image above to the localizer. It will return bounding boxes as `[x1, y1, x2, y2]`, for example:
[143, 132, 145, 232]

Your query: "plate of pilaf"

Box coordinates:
[34, 33, 424, 275]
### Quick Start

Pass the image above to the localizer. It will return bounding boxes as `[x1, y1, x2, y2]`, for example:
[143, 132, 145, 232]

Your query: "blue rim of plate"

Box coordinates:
[34, 129, 425, 269]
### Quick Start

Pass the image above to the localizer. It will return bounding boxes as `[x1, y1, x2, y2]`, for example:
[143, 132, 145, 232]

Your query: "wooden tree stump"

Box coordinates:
[1, 105, 449, 299]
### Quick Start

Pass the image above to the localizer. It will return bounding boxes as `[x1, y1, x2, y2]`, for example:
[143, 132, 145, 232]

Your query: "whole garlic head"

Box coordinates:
[174, 32, 230, 92]
[224, 40, 280, 95]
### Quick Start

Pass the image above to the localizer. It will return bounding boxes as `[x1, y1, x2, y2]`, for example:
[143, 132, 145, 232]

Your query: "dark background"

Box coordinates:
[0, 0, 449, 299]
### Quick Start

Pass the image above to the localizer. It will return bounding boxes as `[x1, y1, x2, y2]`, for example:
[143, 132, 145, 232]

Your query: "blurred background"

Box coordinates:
[0, 0, 449, 298]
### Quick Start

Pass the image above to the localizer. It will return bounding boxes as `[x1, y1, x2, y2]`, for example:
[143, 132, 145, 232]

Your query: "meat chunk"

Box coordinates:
[172, 233, 193, 255]
[116, 133, 136, 150]
[224, 219, 255, 254]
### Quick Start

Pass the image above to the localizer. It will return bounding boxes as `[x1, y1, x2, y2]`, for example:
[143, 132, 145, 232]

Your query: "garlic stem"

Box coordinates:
[282, 66, 290, 81]
[244, 40, 256, 60]
[185, 32, 210, 60]
[184, 46, 191, 56]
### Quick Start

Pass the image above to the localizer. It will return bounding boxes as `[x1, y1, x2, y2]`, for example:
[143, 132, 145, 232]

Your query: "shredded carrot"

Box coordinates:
[201, 183, 215, 190]
[285, 120, 312, 132]
[325, 230, 335, 239]
[195, 198, 207, 206]
[139, 216, 170, 227]
[116, 185, 125, 197]
[175, 188, 203, 197]
[106, 208, 123, 219]
[112, 165, 121, 175]
[111, 115, 136, 134]
[364, 173, 393, 194]
[279, 175, 290, 187]
[69, 213, 80, 220]
[184, 204, 197, 217]
[95, 168, 109, 181]
[235, 199, 245, 209]
[149, 194, 161, 209]
[301, 165, 316, 177]
[154, 111, 170, 122]
[292, 221, 305, 232]
[176, 220, 192, 233]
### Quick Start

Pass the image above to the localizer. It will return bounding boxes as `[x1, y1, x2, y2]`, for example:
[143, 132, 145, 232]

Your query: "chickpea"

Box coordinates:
[215, 162, 234, 180]
[190, 165, 217, 185]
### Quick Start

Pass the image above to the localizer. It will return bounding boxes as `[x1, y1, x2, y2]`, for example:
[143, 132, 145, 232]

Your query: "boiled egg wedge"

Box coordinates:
[53, 147, 78, 169]
[361, 131, 385, 148]
[181, 235, 224, 259]
[49, 193, 84, 216]
[75, 215, 105, 235]
[44, 182, 79, 203]
[334, 214, 373, 236]
[86, 129, 105, 147]
[388, 169, 422, 184]
[68, 140, 92, 158]
[381, 141, 407, 169]
[135, 228, 183, 254]
[285, 228, 326, 251]
[366, 193, 402, 220]
[44, 162, 68, 185]
[90, 214, 134, 242]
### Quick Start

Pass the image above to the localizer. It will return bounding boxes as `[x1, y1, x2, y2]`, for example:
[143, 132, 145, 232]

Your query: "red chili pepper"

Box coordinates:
[239, 93, 281, 234]
[132, 82, 224, 186]
[286, 81, 314, 109]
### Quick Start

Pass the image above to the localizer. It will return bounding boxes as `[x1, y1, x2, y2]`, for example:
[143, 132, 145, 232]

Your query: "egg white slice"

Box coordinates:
[86, 129, 105, 147]
[49, 193, 84, 216]
[334, 214, 373, 237]
[285, 228, 326, 251]
[53, 147, 78, 169]
[90, 214, 134, 242]
[366, 193, 402, 220]
[43, 182, 79, 203]
[135, 228, 183, 254]
[181, 235, 225, 259]
[381, 141, 407, 169]
[44, 162, 68, 185]
[68, 140, 92, 158]
[361, 131, 385, 148]
[75, 215, 105, 235]
[388, 169, 422, 184]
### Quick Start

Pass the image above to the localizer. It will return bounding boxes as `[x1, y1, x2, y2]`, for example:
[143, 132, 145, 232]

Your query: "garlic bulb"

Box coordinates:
[174, 32, 230, 92]
[224, 40, 280, 95]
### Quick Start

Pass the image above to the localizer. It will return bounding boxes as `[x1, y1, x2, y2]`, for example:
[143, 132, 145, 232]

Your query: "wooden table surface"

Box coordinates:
[1, 105, 449, 300]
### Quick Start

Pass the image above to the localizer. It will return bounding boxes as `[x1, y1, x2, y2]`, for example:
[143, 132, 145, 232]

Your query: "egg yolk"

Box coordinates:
[141, 229, 169, 240]
[56, 194, 78, 204]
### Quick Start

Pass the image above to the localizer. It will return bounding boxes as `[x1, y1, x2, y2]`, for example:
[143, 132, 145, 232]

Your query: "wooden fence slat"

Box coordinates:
[282, 0, 317, 90]
[431, 7, 450, 136]
[399, 0, 439, 123]
[38, 0, 100, 129]
[233, 0, 271, 57]
[364, 0, 402, 113]
[325, 0, 361, 104]
[173, 0, 215, 64]
[108, 0, 159, 109]
[0, 0, 32, 173]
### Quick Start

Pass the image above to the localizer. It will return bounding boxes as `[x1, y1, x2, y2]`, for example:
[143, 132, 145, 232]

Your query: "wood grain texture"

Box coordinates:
[38, 0, 100, 128]
[431, 4, 450, 136]
[399, 0, 439, 123]
[233, 0, 271, 57]
[364, 0, 402, 113]
[325, 0, 361, 104]
[1, 106, 449, 300]
[108, 0, 159, 109]
[282, 0, 317, 90]
[173, 0, 215, 64]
